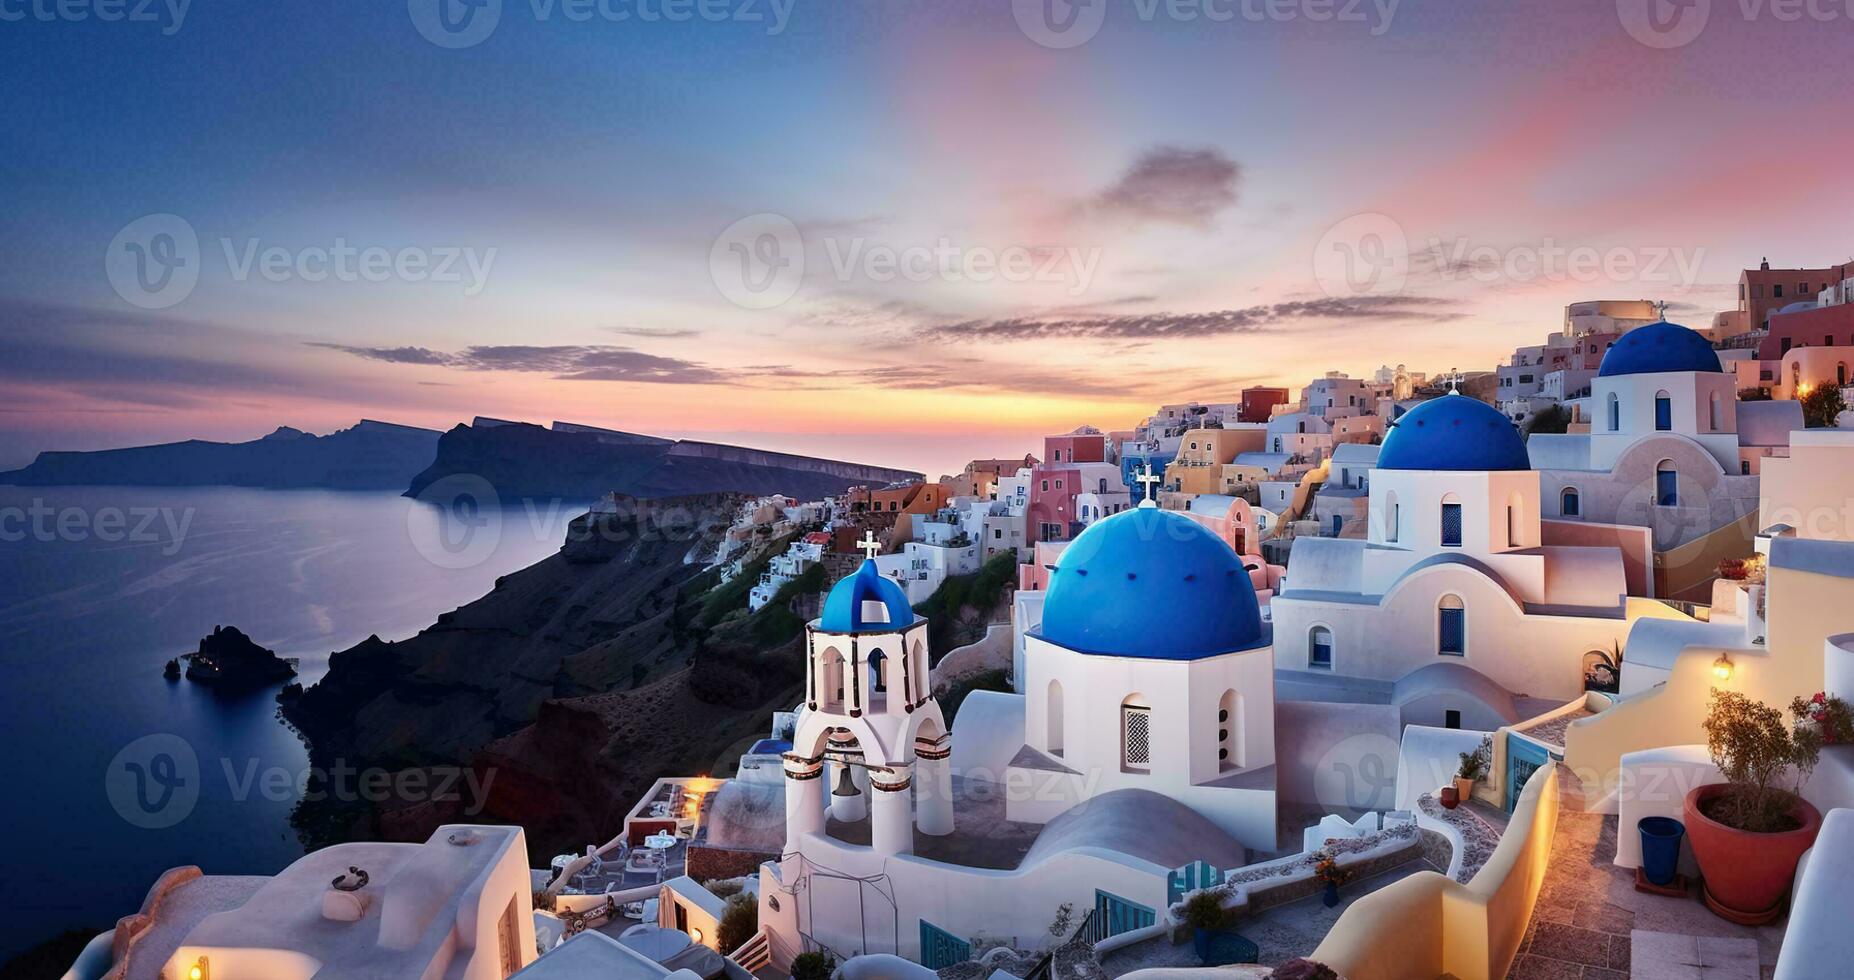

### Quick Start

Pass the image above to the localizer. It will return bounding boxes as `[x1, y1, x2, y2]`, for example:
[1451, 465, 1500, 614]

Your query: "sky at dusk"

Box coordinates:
[4, 0, 1852, 479]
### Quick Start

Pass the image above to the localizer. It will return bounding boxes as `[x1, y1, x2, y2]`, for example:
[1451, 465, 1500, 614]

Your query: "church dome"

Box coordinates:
[1376, 393, 1530, 472]
[1597, 321, 1722, 377]
[1039, 506, 1264, 660]
[817, 560, 915, 634]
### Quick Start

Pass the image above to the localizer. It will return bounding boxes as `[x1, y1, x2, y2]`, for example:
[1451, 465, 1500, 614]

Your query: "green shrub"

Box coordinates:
[939, 669, 1011, 726]
[715, 893, 758, 955]
[791, 950, 836, 980]
[1182, 889, 1224, 930]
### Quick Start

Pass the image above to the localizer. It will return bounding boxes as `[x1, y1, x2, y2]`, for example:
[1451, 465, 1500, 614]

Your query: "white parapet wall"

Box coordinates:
[1777, 807, 1854, 980]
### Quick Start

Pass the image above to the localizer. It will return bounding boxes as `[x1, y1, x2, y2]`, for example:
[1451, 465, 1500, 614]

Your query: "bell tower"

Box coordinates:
[783, 558, 954, 857]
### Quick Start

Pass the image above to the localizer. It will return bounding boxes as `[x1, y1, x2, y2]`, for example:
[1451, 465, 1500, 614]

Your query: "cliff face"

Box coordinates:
[0, 420, 442, 490]
[283, 494, 746, 767]
[284, 491, 813, 857]
[406, 421, 921, 503]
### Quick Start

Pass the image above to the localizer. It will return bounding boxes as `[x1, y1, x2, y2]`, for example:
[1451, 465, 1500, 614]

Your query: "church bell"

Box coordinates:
[831, 765, 860, 798]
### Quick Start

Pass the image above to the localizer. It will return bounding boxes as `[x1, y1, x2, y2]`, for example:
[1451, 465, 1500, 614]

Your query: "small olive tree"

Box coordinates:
[1701, 689, 1823, 832]
[715, 894, 758, 956]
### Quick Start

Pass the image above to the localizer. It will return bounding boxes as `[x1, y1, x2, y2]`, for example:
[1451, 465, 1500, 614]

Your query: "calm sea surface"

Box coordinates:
[0, 486, 579, 961]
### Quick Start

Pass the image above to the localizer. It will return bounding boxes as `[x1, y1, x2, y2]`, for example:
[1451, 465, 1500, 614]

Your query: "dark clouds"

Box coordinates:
[1084, 146, 1242, 229]
[311, 343, 731, 385]
[923, 296, 1464, 342]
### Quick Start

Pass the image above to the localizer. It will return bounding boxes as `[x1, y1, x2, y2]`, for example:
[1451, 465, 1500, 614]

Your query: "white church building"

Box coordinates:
[759, 504, 1279, 966]
[1270, 393, 1671, 706]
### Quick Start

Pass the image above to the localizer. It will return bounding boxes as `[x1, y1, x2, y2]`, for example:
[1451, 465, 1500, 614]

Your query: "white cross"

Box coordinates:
[857, 530, 881, 560]
[1135, 463, 1162, 503]
[1655, 299, 1669, 321]
[1444, 368, 1463, 394]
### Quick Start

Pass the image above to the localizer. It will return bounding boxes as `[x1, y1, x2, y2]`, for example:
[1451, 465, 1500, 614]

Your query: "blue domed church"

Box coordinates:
[1270, 393, 1643, 717]
[1005, 500, 1281, 849]
[1526, 319, 1798, 596]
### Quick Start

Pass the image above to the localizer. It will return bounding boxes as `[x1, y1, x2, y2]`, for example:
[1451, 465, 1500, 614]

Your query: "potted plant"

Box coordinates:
[1455, 736, 1491, 804]
[1182, 889, 1224, 962]
[1684, 689, 1834, 924]
[1268, 960, 1340, 980]
[1313, 851, 1349, 908]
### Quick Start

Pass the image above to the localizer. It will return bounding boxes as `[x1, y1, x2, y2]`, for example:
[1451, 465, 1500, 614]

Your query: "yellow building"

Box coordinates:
[1165, 427, 1266, 495]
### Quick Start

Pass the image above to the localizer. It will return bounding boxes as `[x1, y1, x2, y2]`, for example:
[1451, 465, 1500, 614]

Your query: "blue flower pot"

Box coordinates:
[1193, 927, 1211, 962]
[1639, 816, 1685, 886]
[1322, 881, 1339, 908]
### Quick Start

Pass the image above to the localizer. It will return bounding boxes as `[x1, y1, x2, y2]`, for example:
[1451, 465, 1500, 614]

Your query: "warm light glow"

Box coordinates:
[690, 928, 704, 944]
[1798, 383, 1815, 397]
[189, 958, 207, 980]
[1712, 654, 1734, 681]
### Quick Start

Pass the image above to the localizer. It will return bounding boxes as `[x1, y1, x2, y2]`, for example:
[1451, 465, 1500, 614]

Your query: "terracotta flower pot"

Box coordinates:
[1454, 777, 1476, 804]
[1683, 784, 1822, 925]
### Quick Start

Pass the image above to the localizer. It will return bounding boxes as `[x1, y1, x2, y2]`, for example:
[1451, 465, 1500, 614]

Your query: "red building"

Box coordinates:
[1042, 430, 1105, 465]
[1028, 466, 1079, 542]
[1758, 303, 1854, 361]
[1239, 386, 1290, 422]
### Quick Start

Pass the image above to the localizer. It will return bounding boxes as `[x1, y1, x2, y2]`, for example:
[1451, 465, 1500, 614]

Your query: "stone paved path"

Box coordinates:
[1503, 805, 1785, 980]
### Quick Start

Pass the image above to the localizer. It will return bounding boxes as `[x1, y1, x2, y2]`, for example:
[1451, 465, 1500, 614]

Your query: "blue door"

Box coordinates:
[1504, 735, 1552, 812]
[1167, 861, 1222, 906]
[1441, 503, 1462, 546]
[919, 920, 970, 970]
[1095, 890, 1156, 939]
[1331, 514, 1344, 535]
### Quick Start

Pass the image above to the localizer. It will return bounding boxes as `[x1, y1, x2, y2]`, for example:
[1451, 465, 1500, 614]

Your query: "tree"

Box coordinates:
[1523, 404, 1572, 436]
[1801, 384, 1847, 428]
[715, 893, 758, 955]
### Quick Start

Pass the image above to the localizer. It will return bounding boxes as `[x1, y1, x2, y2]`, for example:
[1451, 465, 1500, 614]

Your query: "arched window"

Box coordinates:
[1709, 391, 1723, 431]
[1840, 363, 1849, 387]
[1560, 487, 1580, 517]
[1438, 595, 1466, 656]
[869, 649, 887, 695]
[1607, 392, 1620, 431]
[1217, 689, 1243, 771]
[1046, 679, 1064, 755]
[1440, 494, 1463, 547]
[818, 647, 846, 711]
[1120, 694, 1152, 772]
[1654, 390, 1672, 431]
[1656, 459, 1678, 507]
[1308, 627, 1334, 670]
[1384, 491, 1400, 543]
